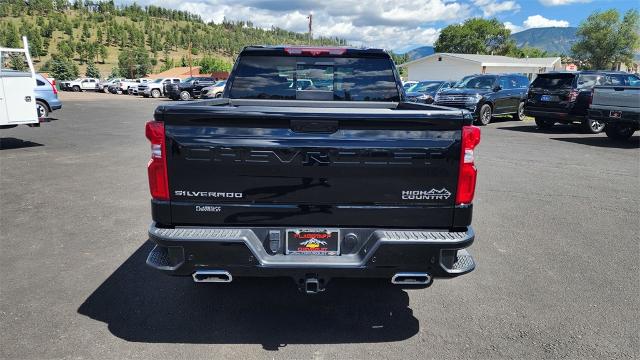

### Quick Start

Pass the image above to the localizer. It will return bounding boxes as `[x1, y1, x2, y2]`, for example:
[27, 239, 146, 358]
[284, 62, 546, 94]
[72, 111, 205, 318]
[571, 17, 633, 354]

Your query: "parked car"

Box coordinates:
[589, 82, 640, 140]
[128, 78, 152, 95]
[34, 73, 62, 119]
[524, 71, 638, 133]
[140, 78, 181, 98]
[99, 78, 125, 93]
[145, 45, 480, 294]
[110, 79, 140, 95]
[60, 78, 99, 92]
[200, 80, 227, 98]
[166, 76, 217, 100]
[434, 74, 529, 125]
[405, 80, 453, 104]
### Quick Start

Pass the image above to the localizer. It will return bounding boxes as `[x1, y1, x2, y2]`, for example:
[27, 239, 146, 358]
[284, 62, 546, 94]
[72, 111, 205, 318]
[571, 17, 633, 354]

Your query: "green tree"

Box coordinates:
[435, 18, 515, 55]
[85, 62, 101, 78]
[48, 56, 79, 80]
[198, 56, 231, 73]
[118, 46, 151, 78]
[510, 46, 550, 59]
[572, 9, 640, 70]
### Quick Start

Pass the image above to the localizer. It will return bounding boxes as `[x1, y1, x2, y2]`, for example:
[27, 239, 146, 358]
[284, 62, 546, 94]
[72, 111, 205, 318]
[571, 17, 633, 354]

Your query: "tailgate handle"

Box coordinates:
[290, 120, 339, 133]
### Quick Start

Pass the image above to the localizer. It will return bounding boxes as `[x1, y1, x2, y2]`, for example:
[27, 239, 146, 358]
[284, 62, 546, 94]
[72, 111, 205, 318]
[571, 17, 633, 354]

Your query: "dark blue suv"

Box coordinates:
[434, 74, 530, 125]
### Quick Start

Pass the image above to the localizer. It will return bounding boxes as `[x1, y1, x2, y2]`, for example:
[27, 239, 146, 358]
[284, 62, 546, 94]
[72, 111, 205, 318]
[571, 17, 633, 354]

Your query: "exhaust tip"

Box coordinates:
[192, 270, 232, 283]
[391, 272, 432, 285]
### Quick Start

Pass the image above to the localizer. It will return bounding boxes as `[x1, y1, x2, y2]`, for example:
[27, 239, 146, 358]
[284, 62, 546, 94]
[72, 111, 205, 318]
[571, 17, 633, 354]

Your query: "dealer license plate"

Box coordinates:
[540, 95, 556, 102]
[609, 110, 622, 118]
[286, 229, 340, 255]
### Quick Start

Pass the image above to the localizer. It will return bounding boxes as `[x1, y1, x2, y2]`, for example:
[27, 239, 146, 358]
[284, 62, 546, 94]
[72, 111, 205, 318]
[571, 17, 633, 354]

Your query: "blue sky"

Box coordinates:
[115, 0, 638, 51]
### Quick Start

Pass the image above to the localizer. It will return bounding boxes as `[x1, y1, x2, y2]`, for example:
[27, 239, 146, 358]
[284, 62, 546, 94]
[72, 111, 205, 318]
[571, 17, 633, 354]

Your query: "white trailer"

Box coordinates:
[0, 36, 38, 128]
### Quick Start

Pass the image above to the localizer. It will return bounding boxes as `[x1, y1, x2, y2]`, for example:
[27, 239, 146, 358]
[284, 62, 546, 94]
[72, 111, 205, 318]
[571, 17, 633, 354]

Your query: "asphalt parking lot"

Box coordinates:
[1, 92, 638, 360]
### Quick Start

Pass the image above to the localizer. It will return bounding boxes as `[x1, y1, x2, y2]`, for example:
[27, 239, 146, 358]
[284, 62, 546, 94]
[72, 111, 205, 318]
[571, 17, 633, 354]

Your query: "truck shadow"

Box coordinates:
[77, 242, 419, 349]
[0, 137, 44, 150]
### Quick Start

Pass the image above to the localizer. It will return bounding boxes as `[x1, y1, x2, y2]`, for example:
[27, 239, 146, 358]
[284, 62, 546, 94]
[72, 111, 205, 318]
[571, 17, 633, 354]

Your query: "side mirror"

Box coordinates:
[194, 80, 200, 85]
[493, 85, 501, 92]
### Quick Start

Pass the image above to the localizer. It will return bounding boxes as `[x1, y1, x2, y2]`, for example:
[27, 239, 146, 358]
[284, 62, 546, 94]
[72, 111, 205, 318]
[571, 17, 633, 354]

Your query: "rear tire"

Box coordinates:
[512, 101, 525, 121]
[582, 118, 605, 134]
[535, 117, 554, 129]
[215, 92, 222, 98]
[180, 91, 191, 101]
[72, 86, 80, 92]
[151, 89, 161, 98]
[476, 104, 492, 126]
[604, 124, 634, 140]
[36, 100, 49, 118]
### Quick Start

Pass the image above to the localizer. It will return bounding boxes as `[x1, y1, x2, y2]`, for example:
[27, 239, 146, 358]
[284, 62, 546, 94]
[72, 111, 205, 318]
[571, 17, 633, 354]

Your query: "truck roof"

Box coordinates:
[239, 45, 390, 58]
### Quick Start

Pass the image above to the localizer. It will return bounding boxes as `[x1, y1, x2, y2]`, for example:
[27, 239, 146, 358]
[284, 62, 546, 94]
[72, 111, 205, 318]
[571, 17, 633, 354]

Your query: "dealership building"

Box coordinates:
[398, 53, 562, 82]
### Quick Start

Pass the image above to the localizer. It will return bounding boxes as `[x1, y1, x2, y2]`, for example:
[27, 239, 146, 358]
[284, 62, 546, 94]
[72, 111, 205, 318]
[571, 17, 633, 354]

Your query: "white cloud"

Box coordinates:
[539, 0, 591, 6]
[503, 21, 523, 33]
[506, 15, 570, 33]
[473, 0, 521, 17]
[523, 15, 569, 28]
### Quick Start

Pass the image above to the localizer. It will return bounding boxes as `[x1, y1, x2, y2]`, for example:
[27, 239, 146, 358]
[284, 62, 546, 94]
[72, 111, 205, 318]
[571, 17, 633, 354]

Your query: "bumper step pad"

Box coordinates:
[442, 249, 475, 275]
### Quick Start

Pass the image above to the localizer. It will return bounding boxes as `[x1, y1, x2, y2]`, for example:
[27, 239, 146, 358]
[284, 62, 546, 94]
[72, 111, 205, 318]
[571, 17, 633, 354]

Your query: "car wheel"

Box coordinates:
[476, 104, 492, 126]
[103, 86, 109, 93]
[151, 89, 161, 98]
[535, 117, 554, 130]
[215, 92, 222, 98]
[604, 124, 635, 140]
[512, 101, 525, 121]
[36, 100, 49, 118]
[72, 86, 80, 92]
[180, 91, 191, 101]
[582, 118, 605, 134]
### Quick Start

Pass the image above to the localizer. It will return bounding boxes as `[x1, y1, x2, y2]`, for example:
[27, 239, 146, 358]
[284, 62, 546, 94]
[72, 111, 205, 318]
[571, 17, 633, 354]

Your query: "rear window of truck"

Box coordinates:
[228, 56, 400, 101]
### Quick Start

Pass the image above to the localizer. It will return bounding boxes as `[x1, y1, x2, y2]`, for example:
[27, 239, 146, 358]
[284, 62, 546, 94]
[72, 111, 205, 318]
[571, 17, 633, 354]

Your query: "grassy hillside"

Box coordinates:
[0, 1, 345, 78]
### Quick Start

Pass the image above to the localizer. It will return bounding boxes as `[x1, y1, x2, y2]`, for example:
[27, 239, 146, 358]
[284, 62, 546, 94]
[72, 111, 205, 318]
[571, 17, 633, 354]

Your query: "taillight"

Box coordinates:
[456, 125, 481, 205]
[568, 89, 579, 102]
[284, 47, 347, 56]
[145, 121, 169, 200]
[43, 77, 57, 95]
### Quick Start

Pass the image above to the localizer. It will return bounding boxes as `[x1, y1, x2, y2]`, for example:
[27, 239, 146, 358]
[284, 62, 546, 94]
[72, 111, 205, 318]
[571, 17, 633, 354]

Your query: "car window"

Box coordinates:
[606, 74, 640, 86]
[454, 75, 496, 89]
[513, 76, 529, 88]
[498, 76, 511, 89]
[531, 73, 575, 89]
[36, 79, 45, 86]
[576, 74, 605, 89]
[408, 81, 442, 93]
[229, 55, 400, 101]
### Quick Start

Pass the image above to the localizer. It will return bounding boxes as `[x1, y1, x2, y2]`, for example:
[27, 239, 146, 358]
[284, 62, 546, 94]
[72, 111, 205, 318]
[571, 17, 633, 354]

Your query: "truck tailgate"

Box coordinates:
[159, 104, 465, 228]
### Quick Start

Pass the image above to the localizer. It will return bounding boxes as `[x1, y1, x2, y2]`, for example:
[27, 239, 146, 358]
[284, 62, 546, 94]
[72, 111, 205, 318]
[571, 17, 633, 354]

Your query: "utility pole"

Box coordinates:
[307, 14, 312, 45]
[188, 39, 193, 77]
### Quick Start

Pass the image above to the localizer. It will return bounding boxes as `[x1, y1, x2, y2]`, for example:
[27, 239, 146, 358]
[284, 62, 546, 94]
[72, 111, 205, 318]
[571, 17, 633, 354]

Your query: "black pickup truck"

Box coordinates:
[145, 46, 481, 293]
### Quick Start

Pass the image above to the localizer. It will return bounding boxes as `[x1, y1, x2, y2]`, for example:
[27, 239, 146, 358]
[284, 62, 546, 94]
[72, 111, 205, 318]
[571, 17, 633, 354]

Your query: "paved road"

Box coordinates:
[1, 93, 638, 359]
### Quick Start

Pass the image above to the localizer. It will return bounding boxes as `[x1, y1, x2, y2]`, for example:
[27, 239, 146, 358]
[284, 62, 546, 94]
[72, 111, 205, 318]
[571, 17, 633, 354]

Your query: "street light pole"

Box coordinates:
[307, 14, 312, 45]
